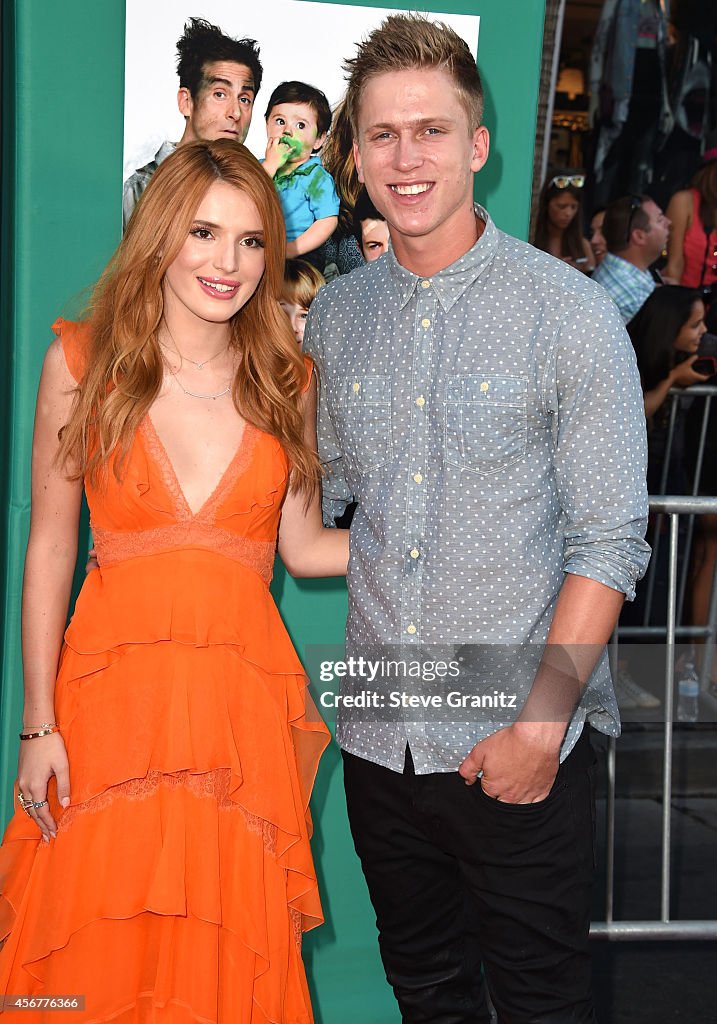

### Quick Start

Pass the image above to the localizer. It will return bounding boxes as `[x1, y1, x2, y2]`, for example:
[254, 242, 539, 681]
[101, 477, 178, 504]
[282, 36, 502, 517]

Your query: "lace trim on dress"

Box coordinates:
[139, 418, 192, 521]
[57, 768, 278, 853]
[92, 523, 275, 582]
[203, 425, 261, 526]
[139, 418, 261, 523]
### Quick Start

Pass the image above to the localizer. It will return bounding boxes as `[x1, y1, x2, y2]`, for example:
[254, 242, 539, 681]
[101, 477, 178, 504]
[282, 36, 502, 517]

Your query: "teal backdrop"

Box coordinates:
[0, 1, 545, 1019]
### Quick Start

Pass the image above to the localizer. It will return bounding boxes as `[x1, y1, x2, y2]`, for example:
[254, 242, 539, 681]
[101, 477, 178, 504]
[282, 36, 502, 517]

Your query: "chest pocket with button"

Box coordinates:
[332, 375, 393, 472]
[445, 374, 528, 476]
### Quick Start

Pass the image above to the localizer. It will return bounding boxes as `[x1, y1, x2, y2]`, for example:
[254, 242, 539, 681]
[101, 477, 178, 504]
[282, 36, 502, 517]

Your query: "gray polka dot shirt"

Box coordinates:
[303, 207, 651, 774]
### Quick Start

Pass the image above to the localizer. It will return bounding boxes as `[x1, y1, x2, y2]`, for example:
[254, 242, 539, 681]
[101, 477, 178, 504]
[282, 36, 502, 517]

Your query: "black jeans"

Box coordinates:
[343, 730, 597, 1024]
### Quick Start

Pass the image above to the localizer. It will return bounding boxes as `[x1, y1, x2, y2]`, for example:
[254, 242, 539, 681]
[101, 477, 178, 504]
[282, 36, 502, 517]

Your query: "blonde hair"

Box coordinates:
[281, 259, 326, 310]
[58, 140, 320, 495]
[344, 13, 483, 136]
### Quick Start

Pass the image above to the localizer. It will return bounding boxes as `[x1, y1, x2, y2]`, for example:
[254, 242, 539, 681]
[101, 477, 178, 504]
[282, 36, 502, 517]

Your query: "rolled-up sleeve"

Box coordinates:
[545, 290, 651, 600]
[303, 299, 354, 526]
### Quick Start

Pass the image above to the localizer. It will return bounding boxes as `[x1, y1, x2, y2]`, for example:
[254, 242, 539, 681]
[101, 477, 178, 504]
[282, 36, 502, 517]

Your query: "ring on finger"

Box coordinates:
[32, 800, 47, 810]
[17, 793, 32, 814]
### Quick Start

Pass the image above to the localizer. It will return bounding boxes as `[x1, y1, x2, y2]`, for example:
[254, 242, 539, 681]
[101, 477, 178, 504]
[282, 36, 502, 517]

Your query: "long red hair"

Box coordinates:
[58, 139, 320, 495]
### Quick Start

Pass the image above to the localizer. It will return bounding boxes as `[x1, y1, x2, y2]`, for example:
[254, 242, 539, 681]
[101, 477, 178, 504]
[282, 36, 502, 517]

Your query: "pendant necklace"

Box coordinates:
[161, 324, 230, 371]
[161, 324, 234, 399]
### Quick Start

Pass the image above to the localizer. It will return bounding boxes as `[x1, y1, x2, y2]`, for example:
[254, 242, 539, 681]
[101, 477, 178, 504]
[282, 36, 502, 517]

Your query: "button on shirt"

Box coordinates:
[303, 208, 650, 775]
[592, 251, 656, 323]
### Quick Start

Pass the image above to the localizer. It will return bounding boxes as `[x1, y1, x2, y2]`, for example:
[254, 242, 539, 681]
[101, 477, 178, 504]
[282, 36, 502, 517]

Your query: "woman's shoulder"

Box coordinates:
[667, 188, 694, 219]
[51, 317, 91, 384]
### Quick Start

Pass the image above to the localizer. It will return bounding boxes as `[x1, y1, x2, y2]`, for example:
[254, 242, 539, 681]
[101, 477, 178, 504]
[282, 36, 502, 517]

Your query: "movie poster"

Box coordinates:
[123, 0, 480, 189]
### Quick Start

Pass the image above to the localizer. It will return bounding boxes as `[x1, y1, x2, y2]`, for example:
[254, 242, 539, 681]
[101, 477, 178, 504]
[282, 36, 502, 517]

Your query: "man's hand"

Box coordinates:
[459, 721, 563, 804]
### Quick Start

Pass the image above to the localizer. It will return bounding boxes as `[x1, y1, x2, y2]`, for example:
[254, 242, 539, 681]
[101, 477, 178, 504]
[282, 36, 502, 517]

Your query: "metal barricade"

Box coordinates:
[639, 386, 717, 688]
[590, 380, 717, 940]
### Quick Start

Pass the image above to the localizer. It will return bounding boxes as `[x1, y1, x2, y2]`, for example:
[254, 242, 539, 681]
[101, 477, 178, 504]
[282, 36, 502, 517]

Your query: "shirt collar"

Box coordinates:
[603, 251, 653, 281]
[386, 205, 501, 312]
[155, 140, 178, 165]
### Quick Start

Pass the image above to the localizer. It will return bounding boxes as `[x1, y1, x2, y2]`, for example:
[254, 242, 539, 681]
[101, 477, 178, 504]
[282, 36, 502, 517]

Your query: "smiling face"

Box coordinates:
[353, 67, 489, 273]
[266, 101, 325, 169]
[547, 192, 579, 231]
[674, 299, 707, 354]
[178, 61, 256, 144]
[162, 180, 266, 332]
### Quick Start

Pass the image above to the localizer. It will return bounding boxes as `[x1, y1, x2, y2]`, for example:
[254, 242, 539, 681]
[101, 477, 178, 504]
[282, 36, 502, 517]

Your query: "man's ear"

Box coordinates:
[470, 125, 490, 174]
[177, 87, 193, 120]
[353, 139, 365, 184]
[311, 131, 328, 154]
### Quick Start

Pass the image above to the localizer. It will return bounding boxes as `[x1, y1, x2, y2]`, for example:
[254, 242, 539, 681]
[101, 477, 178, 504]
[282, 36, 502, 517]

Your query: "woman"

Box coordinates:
[628, 285, 710, 428]
[0, 140, 347, 1021]
[665, 147, 717, 308]
[628, 285, 717, 690]
[532, 173, 595, 273]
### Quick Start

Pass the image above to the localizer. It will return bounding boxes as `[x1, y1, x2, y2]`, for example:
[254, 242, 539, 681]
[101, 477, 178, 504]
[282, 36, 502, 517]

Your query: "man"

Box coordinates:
[304, 14, 650, 1023]
[122, 18, 262, 229]
[592, 194, 671, 322]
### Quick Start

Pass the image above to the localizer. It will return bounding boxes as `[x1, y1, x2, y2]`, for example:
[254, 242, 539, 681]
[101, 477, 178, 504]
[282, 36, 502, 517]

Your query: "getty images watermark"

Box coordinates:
[303, 645, 538, 723]
[302, 644, 714, 724]
[316, 655, 519, 711]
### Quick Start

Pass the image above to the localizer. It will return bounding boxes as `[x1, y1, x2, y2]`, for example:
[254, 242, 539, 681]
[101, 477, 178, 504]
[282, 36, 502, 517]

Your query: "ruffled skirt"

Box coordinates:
[0, 552, 329, 1023]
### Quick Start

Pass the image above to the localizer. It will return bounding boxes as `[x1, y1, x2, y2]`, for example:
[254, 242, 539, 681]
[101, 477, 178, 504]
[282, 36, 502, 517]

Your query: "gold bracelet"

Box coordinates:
[21, 721, 57, 731]
[19, 726, 60, 740]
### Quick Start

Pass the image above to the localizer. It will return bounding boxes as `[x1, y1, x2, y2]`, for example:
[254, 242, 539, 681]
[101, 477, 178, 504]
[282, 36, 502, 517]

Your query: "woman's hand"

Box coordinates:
[670, 355, 713, 388]
[17, 733, 70, 842]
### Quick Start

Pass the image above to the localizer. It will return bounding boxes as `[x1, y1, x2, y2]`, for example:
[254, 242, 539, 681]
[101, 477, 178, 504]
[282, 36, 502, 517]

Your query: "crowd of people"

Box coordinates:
[531, 157, 717, 710]
[0, 9, 712, 1024]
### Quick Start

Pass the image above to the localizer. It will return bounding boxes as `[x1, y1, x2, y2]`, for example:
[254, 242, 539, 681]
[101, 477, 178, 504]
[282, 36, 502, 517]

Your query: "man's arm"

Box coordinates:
[460, 289, 650, 801]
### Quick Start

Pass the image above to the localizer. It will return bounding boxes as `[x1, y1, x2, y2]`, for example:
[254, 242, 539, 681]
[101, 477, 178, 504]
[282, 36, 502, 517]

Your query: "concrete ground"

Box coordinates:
[590, 727, 717, 1023]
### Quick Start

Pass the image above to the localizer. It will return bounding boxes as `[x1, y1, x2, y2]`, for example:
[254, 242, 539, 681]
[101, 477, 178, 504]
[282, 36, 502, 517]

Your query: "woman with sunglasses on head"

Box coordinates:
[533, 172, 595, 274]
[0, 139, 347, 1021]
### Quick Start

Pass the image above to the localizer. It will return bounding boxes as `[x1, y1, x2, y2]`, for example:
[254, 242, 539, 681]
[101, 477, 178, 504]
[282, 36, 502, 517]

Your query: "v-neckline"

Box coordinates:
[140, 415, 256, 520]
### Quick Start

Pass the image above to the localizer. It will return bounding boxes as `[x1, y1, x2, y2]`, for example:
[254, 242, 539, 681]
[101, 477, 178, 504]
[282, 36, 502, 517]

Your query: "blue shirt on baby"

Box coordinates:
[274, 156, 339, 242]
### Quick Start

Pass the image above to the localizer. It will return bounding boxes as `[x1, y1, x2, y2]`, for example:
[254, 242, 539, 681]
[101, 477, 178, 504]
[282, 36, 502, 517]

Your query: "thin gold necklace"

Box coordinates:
[169, 366, 233, 400]
[161, 324, 234, 399]
[161, 324, 230, 371]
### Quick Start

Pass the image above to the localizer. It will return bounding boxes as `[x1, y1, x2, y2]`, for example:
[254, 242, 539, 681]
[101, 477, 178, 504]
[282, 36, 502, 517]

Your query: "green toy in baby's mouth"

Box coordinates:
[279, 134, 305, 161]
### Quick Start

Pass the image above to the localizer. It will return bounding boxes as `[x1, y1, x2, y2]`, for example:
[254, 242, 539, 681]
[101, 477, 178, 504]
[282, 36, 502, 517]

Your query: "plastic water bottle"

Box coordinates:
[677, 661, 700, 723]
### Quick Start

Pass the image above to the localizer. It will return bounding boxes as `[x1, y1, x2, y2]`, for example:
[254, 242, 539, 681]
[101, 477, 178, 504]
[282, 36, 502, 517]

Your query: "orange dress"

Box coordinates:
[0, 320, 329, 1023]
